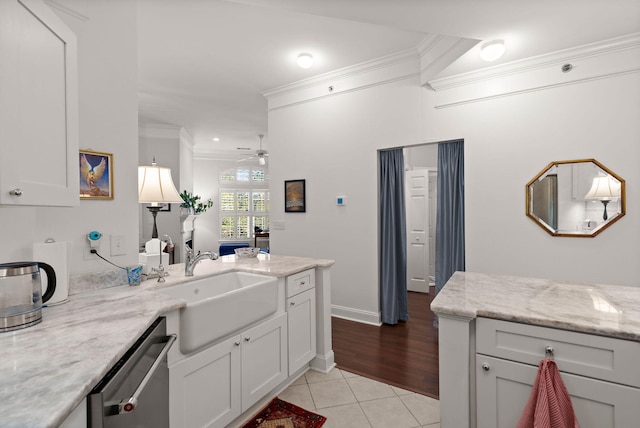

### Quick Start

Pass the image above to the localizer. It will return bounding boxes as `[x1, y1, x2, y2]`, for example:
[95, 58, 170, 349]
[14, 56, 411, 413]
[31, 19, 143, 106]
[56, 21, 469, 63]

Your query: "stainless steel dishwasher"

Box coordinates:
[88, 317, 176, 428]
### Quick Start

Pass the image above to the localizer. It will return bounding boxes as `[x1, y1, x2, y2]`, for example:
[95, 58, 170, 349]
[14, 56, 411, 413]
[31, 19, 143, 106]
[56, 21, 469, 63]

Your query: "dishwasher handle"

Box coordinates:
[106, 333, 176, 415]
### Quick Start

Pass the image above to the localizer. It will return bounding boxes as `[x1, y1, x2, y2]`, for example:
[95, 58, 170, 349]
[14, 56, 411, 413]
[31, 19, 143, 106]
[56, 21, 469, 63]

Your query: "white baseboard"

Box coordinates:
[331, 305, 382, 326]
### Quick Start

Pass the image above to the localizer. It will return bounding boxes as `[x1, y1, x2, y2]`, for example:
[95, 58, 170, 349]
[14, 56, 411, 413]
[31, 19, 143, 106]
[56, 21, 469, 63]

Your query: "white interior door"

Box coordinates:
[428, 171, 437, 286]
[406, 169, 430, 293]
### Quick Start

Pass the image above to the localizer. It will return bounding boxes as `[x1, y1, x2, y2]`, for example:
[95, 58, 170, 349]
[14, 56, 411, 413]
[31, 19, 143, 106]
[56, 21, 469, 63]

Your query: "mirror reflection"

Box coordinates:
[526, 159, 625, 237]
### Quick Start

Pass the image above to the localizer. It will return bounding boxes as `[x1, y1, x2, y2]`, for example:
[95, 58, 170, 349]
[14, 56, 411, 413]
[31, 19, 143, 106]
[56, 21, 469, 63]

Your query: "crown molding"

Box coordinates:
[263, 48, 418, 99]
[44, 0, 88, 22]
[179, 128, 194, 150]
[429, 33, 640, 92]
[138, 123, 183, 140]
[263, 48, 420, 110]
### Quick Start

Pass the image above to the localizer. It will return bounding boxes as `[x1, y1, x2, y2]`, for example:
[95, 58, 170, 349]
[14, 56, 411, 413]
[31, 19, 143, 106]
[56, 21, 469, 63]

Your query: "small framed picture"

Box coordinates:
[159, 203, 171, 212]
[285, 179, 306, 212]
[79, 149, 113, 200]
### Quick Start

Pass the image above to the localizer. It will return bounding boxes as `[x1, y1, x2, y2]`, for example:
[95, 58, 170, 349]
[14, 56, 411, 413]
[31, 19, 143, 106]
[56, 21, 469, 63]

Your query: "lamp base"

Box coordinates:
[146, 206, 162, 238]
[601, 200, 610, 221]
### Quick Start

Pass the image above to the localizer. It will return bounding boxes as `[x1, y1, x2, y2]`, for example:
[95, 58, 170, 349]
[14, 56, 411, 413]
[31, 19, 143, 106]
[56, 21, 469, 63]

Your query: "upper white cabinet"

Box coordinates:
[0, 0, 79, 206]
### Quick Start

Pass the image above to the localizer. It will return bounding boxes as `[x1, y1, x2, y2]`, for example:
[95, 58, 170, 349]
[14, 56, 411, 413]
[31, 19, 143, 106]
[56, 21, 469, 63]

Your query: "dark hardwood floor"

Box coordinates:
[331, 291, 439, 399]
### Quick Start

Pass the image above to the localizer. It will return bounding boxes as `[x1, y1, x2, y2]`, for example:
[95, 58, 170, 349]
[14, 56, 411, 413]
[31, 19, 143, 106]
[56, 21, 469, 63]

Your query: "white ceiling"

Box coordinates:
[137, 0, 640, 157]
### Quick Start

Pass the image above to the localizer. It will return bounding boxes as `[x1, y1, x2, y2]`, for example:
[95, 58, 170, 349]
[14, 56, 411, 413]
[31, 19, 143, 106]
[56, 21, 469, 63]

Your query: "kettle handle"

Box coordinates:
[37, 262, 57, 303]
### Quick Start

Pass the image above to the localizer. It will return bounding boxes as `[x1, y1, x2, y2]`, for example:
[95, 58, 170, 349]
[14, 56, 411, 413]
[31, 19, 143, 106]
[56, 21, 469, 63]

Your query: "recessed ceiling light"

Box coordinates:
[480, 40, 506, 62]
[212, 137, 220, 142]
[297, 53, 314, 69]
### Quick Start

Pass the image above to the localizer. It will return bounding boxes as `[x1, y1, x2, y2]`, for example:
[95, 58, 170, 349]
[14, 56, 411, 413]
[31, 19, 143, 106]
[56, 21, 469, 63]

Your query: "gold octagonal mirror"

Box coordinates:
[526, 159, 626, 237]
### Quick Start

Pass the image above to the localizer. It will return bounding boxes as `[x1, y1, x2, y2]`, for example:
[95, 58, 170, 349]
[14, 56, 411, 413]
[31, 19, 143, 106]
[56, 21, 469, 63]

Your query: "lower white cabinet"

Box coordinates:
[287, 288, 316, 375]
[286, 269, 316, 375]
[476, 355, 640, 428]
[169, 313, 288, 428]
[475, 318, 640, 428]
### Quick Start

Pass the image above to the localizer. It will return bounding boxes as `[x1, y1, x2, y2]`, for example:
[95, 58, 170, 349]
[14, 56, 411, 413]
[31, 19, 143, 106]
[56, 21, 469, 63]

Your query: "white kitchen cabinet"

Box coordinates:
[476, 355, 640, 428]
[287, 288, 316, 375]
[241, 312, 288, 411]
[0, 0, 79, 206]
[475, 318, 640, 428]
[169, 313, 287, 428]
[286, 269, 316, 376]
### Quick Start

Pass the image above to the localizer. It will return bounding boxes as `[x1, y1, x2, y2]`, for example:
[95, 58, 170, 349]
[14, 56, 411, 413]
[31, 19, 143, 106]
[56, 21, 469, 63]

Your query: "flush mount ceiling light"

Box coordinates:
[212, 137, 220, 142]
[297, 53, 314, 69]
[480, 39, 506, 62]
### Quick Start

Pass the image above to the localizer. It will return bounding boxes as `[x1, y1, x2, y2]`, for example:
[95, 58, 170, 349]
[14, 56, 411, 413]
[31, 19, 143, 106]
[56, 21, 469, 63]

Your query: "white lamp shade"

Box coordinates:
[585, 175, 621, 200]
[138, 165, 183, 203]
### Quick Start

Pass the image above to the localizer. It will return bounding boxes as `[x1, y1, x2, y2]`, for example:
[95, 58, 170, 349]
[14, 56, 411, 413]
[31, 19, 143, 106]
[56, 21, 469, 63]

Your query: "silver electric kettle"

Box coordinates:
[0, 261, 56, 332]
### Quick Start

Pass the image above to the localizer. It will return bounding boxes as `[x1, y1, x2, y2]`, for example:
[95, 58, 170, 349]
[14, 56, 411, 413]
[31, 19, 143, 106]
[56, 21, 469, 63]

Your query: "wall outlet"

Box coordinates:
[110, 235, 126, 256]
[83, 247, 96, 261]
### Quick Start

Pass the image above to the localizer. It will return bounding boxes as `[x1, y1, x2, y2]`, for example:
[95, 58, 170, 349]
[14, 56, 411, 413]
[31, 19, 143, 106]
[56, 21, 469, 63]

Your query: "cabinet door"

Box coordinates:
[287, 288, 316, 375]
[0, 0, 79, 206]
[476, 355, 640, 428]
[241, 313, 288, 412]
[170, 335, 241, 428]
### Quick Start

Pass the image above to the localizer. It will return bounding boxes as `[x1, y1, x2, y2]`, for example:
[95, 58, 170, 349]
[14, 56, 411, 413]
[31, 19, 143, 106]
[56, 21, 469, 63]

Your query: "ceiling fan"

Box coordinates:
[237, 134, 268, 165]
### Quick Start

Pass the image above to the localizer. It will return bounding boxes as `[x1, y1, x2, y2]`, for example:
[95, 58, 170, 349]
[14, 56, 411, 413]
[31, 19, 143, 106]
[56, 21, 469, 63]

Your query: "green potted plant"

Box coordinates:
[180, 190, 213, 215]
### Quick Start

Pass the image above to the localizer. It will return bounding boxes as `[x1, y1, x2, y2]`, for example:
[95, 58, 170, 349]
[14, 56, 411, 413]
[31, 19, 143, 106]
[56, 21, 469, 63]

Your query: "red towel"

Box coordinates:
[517, 358, 580, 428]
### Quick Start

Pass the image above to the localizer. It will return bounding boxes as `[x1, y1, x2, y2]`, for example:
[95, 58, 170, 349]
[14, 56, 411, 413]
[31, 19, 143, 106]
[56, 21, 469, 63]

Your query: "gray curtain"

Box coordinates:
[435, 140, 465, 297]
[379, 149, 408, 325]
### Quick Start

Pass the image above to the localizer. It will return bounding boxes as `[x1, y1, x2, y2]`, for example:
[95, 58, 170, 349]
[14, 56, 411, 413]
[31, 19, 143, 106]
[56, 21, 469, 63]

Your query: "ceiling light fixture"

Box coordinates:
[297, 53, 314, 69]
[480, 39, 506, 62]
[212, 137, 220, 142]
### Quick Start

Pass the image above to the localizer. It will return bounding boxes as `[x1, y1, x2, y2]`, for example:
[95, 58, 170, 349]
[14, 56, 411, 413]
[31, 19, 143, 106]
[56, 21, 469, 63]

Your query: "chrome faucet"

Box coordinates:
[184, 244, 218, 276]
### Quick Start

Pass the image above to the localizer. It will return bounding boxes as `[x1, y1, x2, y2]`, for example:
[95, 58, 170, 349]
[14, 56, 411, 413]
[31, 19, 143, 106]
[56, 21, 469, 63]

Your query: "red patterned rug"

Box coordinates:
[242, 397, 326, 428]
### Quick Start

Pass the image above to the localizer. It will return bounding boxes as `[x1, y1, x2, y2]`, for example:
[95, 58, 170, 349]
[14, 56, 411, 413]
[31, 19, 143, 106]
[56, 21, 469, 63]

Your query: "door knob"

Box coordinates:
[9, 188, 23, 196]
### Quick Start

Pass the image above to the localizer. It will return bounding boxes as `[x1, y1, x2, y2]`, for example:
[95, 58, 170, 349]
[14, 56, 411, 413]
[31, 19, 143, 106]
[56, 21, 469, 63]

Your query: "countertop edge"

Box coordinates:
[430, 271, 640, 342]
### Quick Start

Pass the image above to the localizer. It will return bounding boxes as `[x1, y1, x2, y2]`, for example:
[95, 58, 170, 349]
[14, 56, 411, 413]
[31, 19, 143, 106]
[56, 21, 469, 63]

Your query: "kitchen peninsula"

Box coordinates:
[0, 254, 334, 428]
[431, 272, 640, 428]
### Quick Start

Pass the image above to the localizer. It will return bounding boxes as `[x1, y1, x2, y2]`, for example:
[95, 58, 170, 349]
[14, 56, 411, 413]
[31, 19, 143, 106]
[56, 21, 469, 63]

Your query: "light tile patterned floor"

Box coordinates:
[278, 368, 440, 428]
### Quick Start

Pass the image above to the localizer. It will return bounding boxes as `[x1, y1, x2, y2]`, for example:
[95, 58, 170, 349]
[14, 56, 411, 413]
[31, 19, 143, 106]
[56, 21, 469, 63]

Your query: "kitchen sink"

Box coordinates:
[154, 271, 279, 354]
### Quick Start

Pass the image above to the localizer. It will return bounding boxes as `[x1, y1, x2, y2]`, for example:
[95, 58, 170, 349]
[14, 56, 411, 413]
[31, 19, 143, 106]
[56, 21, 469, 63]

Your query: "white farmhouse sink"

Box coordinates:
[155, 271, 279, 354]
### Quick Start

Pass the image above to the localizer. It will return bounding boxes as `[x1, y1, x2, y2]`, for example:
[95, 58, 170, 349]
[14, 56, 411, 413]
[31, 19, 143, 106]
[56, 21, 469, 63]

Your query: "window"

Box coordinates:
[219, 168, 269, 240]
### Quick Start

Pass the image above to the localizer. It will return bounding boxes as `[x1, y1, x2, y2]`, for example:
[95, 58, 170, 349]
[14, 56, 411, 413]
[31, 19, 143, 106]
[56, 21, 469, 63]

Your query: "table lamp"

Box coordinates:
[138, 157, 183, 282]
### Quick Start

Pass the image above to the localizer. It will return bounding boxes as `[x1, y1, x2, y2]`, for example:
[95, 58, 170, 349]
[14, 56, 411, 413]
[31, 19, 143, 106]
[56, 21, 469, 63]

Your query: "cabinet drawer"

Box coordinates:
[476, 317, 640, 388]
[286, 268, 315, 297]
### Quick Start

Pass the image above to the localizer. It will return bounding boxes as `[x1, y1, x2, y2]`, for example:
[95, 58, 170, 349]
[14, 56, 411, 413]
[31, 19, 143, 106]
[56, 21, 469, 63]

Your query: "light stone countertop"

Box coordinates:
[0, 254, 333, 428]
[431, 271, 640, 342]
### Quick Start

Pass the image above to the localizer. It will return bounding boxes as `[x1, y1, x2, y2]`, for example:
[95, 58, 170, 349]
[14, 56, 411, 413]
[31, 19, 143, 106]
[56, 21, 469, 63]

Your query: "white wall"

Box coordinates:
[267, 36, 640, 323]
[0, 0, 139, 275]
[268, 76, 422, 324]
[423, 66, 640, 286]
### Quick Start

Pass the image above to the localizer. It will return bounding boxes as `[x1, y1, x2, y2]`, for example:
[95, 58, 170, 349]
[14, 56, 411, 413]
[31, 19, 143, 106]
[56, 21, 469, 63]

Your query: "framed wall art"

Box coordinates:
[159, 203, 171, 212]
[285, 179, 306, 212]
[79, 149, 113, 200]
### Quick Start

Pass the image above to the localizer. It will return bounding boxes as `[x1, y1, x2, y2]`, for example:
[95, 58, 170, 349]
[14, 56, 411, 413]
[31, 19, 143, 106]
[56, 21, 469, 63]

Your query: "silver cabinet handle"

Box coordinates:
[108, 334, 176, 414]
[244, 337, 250, 342]
[482, 363, 490, 372]
[300, 281, 305, 285]
[545, 345, 554, 356]
[9, 188, 22, 196]
[234, 341, 240, 346]
[290, 301, 295, 306]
